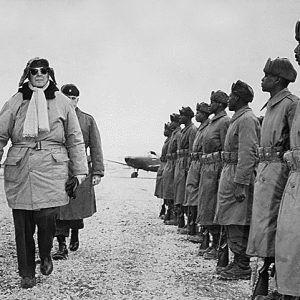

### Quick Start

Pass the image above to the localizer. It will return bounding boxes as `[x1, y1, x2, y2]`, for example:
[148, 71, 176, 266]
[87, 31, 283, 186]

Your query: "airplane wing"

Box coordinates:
[105, 159, 129, 166]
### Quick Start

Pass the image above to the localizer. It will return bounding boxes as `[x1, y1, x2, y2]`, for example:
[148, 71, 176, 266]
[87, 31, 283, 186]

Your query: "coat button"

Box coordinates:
[261, 177, 265, 182]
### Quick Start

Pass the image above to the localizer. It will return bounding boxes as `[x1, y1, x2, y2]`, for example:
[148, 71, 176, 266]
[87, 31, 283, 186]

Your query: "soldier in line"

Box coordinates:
[174, 107, 197, 231]
[215, 80, 260, 280]
[196, 90, 230, 262]
[246, 58, 298, 300]
[53, 84, 104, 260]
[154, 122, 173, 220]
[163, 113, 181, 225]
[273, 23, 300, 300]
[184, 102, 210, 239]
[0, 58, 87, 288]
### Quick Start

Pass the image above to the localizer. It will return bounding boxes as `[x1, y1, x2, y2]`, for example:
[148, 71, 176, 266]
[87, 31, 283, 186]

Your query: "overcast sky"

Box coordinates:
[0, 0, 299, 159]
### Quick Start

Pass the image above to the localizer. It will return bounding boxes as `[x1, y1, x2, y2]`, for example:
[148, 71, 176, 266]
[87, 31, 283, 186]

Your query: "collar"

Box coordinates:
[230, 106, 252, 123]
[211, 110, 227, 122]
[198, 118, 210, 131]
[260, 88, 291, 111]
[18, 81, 59, 100]
[181, 122, 194, 133]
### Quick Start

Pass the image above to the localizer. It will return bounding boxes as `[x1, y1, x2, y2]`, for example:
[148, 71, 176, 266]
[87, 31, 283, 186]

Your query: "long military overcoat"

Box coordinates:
[174, 122, 197, 205]
[184, 119, 210, 206]
[162, 127, 181, 200]
[215, 107, 260, 225]
[154, 136, 171, 199]
[59, 107, 104, 220]
[0, 82, 88, 210]
[247, 88, 298, 257]
[275, 100, 300, 297]
[196, 111, 230, 225]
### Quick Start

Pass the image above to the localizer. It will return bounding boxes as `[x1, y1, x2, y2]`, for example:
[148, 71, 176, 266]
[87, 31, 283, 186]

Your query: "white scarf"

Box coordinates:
[22, 81, 50, 138]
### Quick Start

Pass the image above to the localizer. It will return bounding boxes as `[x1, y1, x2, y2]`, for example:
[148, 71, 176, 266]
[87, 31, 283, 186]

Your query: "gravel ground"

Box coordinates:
[0, 164, 252, 299]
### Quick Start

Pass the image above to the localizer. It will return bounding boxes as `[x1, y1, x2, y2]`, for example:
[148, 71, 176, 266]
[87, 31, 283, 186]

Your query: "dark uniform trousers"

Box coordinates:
[225, 224, 250, 256]
[55, 219, 84, 237]
[12, 207, 58, 277]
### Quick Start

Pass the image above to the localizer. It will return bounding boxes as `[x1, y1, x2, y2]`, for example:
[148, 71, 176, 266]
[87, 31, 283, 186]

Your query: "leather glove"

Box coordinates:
[65, 176, 79, 199]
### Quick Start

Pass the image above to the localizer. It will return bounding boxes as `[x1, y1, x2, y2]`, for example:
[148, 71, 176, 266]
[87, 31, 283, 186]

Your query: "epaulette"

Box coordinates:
[79, 110, 94, 119]
[286, 94, 300, 102]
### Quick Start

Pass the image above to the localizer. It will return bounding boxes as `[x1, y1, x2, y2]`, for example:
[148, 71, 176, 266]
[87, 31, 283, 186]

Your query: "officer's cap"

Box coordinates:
[296, 21, 300, 42]
[170, 113, 180, 123]
[61, 84, 80, 97]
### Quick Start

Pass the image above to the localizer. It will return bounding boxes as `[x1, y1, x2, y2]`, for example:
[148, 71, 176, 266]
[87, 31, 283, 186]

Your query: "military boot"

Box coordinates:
[252, 257, 274, 299]
[176, 205, 185, 229]
[164, 200, 178, 225]
[164, 200, 171, 222]
[52, 236, 68, 260]
[203, 233, 219, 260]
[159, 204, 166, 219]
[197, 227, 210, 255]
[216, 252, 238, 274]
[220, 254, 251, 280]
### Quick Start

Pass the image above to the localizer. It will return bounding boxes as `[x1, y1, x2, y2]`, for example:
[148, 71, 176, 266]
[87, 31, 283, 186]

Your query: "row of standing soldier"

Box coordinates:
[155, 40, 300, 299]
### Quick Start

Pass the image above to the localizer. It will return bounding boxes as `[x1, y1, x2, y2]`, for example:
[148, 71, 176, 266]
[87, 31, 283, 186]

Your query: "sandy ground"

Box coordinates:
[0, 163, 252, 300]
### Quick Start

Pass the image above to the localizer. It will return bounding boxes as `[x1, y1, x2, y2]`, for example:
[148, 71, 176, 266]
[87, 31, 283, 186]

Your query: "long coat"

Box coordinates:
[215, 107, 260, 225]
[154, 136, 171, 199]
[59, 107, 104, 220]
[0, 82, 88, 210]
[162, 127, 181, 200]
[247, 88, 298, 257]
[276, 100, 300, 297]
[196, 111, 230, 225]
[174, 122, 197, 205]
[185, 119, 210, 206]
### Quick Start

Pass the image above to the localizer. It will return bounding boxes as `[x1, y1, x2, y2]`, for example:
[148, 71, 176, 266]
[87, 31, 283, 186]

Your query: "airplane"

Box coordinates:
[107, 151, 161, 178]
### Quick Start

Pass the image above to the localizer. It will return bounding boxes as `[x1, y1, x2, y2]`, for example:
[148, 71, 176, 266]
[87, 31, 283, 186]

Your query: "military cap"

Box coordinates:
[19, 57, 57, 87]
[231, 80, 254, 103]
[296, 21, 300, 42]
[170, 113, 180, 123]
[61, 84, 80, 97]
[196, 102, 210, 114]
[263, 57, 297, 83]
[210, 90, 229, 104]
[179, 106, 194, 117]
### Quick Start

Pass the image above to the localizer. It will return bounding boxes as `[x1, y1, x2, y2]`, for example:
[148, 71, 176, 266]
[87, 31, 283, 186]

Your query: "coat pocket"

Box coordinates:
[50, 152, 69, 179]
[4, 156, 23, 182]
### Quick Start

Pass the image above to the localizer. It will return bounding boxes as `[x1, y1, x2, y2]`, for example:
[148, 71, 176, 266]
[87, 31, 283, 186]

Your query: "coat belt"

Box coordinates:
[284, 149, 300, 171]
[176, 149, 189, 158]
[257, 146, 284, 162]
[201, 151, 222, 164]
[166, 153, 177, 160]
[12, 141, 64, 151]
[190, 151, 203, 161]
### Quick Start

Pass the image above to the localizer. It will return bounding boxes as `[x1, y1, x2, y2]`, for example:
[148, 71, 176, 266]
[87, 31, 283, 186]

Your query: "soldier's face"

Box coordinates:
[261, 73, 278, 92]
[228, 93, 239, 111]
[196, 111, 204, 122]
[210, 100, 219, 114]
[294, 43, 300, 66]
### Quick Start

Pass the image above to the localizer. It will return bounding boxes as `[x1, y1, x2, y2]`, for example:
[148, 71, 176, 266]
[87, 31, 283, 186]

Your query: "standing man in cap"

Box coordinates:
[215, 80, 260, 280]
[184, 102, 210, 238]
[163, 113, 181, 225]
[0, 58, 87, 288]
[196, 90, 230, 262]
[154, 122, 173, 220]
[174, 106, 197, 231]
[247, 57, 298, 300]
[273, 23, 300, 300]
[53, 83, 104, 260]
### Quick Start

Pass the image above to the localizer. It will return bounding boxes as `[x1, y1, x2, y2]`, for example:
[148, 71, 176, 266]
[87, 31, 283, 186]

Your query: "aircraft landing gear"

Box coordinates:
[131, 171, 138, 178]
